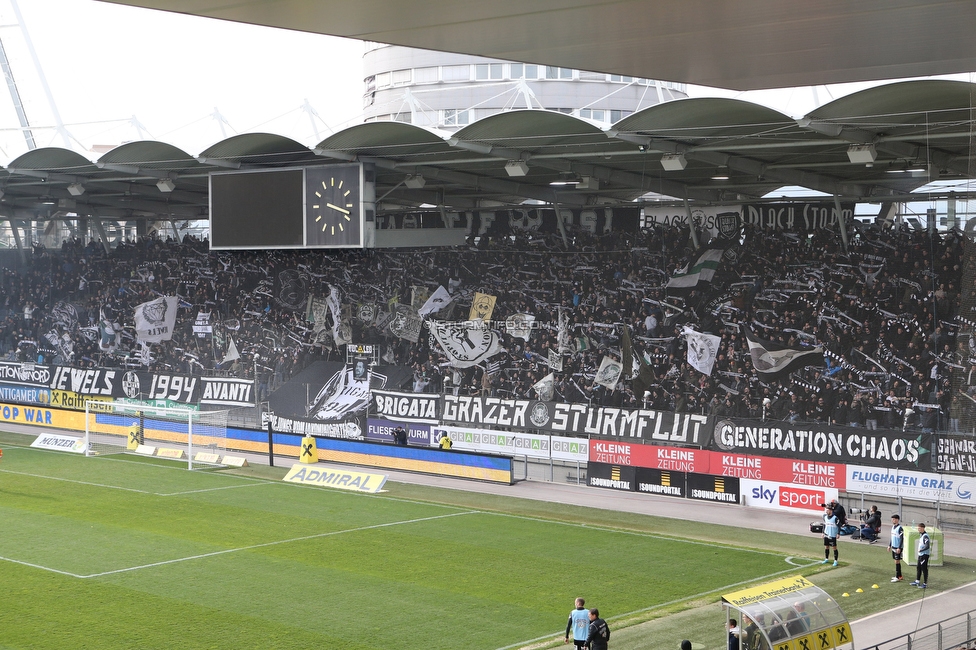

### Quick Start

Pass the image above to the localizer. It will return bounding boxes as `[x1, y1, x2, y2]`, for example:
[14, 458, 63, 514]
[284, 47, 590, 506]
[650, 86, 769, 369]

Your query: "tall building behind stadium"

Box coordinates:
[361, 43, 687, 129]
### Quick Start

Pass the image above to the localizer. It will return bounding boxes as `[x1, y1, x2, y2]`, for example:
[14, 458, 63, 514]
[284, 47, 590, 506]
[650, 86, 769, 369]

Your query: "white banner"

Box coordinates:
[30, 432, 86, 454]
[434, 425, 588, 462]
[846, 465, 976, 506]
[134, 296, 178, 343]
[307, 366, 372, 422]
[740, 478, 837, 512]
[505, 313, 536, 341]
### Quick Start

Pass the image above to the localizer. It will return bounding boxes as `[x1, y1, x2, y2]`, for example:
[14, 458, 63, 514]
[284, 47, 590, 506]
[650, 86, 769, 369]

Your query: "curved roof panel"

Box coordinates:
[454, 109, 608, 151]
[198, 133, 316, 165]
[7, 147, 98, 173]
[317, 122, 453, 158]
[615, 98, 799, 140]
[809, 80, 976, 122]
[98, 141, 201, 171]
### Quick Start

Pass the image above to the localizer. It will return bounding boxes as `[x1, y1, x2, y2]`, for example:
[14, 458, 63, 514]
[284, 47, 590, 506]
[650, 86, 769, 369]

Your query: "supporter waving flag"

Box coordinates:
[742, 325, 824, 381]
[666, 245, 724, 296]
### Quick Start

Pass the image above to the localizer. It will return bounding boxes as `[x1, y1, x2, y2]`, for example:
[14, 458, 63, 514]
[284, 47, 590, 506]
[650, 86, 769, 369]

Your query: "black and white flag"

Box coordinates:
[742, 325, 824, 381]
[683, 327, 720, 376]
[418, 285, 453, 317]
[594, 356, 623, 390]
[548, 349, 563, 371]
[666, 246, 723, 296]
[532, 372, 555, 401]
[429, 320, 504, 368]
[506, 313, 536, 341]
[134, 296, 178, 343]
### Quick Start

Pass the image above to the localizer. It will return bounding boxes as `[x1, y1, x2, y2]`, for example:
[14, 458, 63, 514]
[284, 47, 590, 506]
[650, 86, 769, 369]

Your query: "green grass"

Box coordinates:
[1, 431, 974, 650]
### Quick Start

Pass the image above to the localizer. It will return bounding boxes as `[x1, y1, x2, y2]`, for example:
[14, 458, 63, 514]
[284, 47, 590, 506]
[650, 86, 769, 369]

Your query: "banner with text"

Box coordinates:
[933, 435, 976, 476]
[741, 479, 837, 512]
[846, 465, 975, 507]
[372, 389, 440, 424]
[435, 425, 589, 462]
[712, 418, 931, 471]
[365, 418, 433, 445]
[440, 394, 710, 444]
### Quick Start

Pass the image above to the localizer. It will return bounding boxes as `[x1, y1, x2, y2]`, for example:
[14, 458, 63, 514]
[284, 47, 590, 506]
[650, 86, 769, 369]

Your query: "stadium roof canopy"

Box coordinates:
[101, 0, 976, 92]
[2, 80, 975, 222]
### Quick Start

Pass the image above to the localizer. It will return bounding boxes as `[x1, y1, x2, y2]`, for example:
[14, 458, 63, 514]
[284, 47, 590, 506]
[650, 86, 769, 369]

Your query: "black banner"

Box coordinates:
[742, 202, 855, 232]
[372, 389, 439, 424]
[712, 418, 931, 470]
[587, 462, 636, 491]
[934, 435, 976, 475]
[687, 473, 740, 503]
[0, 361, 256, 408]
[440, 394, 710, 444]
[634, 467, 686, 498]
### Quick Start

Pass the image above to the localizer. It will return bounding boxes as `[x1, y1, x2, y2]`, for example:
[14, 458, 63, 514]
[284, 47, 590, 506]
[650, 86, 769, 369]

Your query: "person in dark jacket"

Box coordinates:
[586, 608, 610, 650]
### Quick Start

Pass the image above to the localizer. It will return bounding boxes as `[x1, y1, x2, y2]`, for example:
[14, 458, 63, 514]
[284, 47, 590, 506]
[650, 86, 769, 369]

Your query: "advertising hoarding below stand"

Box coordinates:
[634, 467, 686, 498]
[846, 465, 976, 507]
[587, 461, 635, 491]
[366, 418, 432, 445]
[687, 473, 740, 504]
[740, 479, 837, 512]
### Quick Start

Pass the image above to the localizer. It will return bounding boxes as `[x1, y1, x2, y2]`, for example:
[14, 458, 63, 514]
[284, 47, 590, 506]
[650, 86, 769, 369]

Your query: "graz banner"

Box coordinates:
[846, 465, 975, 507]
[934, 435, 976, 475]
[372, 389, 439, 424]
[712, 419, 931, 470]
[435, 425, 589, 462]
[440, 394, 710, 444]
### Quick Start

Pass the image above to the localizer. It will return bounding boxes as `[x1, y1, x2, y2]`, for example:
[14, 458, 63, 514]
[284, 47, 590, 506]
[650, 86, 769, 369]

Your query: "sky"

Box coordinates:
[0, 0, 973, 169]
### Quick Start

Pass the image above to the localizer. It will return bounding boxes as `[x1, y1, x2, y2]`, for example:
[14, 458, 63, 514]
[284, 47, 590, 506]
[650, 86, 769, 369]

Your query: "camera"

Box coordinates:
[849, 507, 864, 515]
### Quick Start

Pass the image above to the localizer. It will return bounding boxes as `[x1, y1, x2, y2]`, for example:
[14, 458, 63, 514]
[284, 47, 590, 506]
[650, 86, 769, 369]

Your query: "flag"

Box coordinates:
[532, 373, 555, 401]
[430, 320, 504, 368]
[621, 324, 633, 380]
[389, 304, 423, 343]
[411, 285, 431, 308]
[469, 292, 497, 321]
[134, 296, 178, 343]
[632, 351, 656, 399]
[683, 327, 721, 376]
[548, 349, 563, 371]
[557, 307, 571, 354]
[418, 285, 453, 317]
[506, 313, 536, 341]
[222, 337, 240, 364]
[594, 356, 623, 390]
[666, 247, 724, 296]
[742, 325, 824, 381]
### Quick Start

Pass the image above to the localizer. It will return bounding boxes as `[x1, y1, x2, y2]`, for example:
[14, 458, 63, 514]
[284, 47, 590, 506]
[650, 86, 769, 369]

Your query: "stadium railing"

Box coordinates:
[869, 610, 976, 650]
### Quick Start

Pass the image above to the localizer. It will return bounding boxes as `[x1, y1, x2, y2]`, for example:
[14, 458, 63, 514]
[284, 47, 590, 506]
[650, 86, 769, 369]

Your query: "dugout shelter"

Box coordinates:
[722, 576, 853, 650]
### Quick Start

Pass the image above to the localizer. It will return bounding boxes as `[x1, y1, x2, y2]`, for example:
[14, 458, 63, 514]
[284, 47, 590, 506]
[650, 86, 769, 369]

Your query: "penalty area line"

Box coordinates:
[493, 561, 822, 650]
[79, 510, 478, 579]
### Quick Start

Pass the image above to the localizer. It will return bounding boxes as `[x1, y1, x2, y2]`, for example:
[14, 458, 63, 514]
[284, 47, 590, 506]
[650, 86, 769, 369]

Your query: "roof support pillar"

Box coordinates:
[91, 217, 111, 254]
[169, 220, 181, 242]
[832, 195, 849, 255]
[6, 218, 26, 265]
[684, 197, 700, 250]
[552, 199, 570, 249]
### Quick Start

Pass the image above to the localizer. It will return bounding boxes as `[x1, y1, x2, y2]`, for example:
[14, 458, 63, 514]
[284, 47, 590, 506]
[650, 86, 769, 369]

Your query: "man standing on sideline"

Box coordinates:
[564, 597, 589, 648]
[821, 503, 839, 566]
[727, 619, 740, 650]
[586, 608, 610, 650]
[910, 523, 931, 588]
[888, 514, 904, 582]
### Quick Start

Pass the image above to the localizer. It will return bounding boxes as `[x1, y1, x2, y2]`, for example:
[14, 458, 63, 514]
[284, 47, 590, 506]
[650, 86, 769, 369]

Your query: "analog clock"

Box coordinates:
[305, 164, 363, 248]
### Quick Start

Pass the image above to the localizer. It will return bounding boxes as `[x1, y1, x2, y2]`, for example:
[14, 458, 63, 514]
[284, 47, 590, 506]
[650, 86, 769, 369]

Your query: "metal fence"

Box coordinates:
[514, 456, 586, 484]
[869, 610, 975, 650]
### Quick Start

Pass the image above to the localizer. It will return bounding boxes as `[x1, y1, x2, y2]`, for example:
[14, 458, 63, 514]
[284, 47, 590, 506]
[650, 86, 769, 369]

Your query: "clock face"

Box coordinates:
[305, 165, 363, 248]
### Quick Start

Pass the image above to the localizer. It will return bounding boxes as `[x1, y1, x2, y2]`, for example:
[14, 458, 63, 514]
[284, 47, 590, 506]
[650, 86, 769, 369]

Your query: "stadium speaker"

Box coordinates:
[847, 144, 877, 164]
[404, 174, 426, 189]
[156, 179, 176, 193]
[67, 183, 85, 196]
[660, 153, 687, 171]
[504, 160, 529, 177]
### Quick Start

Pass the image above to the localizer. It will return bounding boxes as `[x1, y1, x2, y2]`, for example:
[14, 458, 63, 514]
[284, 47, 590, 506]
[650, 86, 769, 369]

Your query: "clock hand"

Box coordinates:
[327, 202, 350, 215]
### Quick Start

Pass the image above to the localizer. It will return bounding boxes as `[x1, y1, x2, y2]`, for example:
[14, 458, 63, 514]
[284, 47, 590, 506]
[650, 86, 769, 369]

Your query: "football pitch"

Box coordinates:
[0, 439, 960, 650]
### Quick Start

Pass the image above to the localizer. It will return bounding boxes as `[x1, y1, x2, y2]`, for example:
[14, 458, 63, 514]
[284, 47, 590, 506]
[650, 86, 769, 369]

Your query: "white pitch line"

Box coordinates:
[156, 482, 271, 496]
[0, 555, 87, 579]
[80, 510, 478, 579]
[0, 468, 152, 494]
[492, 561, 822, 650]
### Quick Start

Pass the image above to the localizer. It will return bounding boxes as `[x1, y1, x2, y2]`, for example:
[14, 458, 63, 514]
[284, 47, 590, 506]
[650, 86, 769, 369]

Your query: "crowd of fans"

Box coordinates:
[0, 217, 972, 432]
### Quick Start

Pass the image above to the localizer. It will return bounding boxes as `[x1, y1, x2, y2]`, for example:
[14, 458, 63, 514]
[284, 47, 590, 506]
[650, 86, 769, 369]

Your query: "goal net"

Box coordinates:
[84, 401, 229, 469]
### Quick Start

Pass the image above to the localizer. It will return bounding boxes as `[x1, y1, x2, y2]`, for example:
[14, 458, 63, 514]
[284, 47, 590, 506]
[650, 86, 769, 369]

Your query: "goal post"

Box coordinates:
[84, 401, 229, 469]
